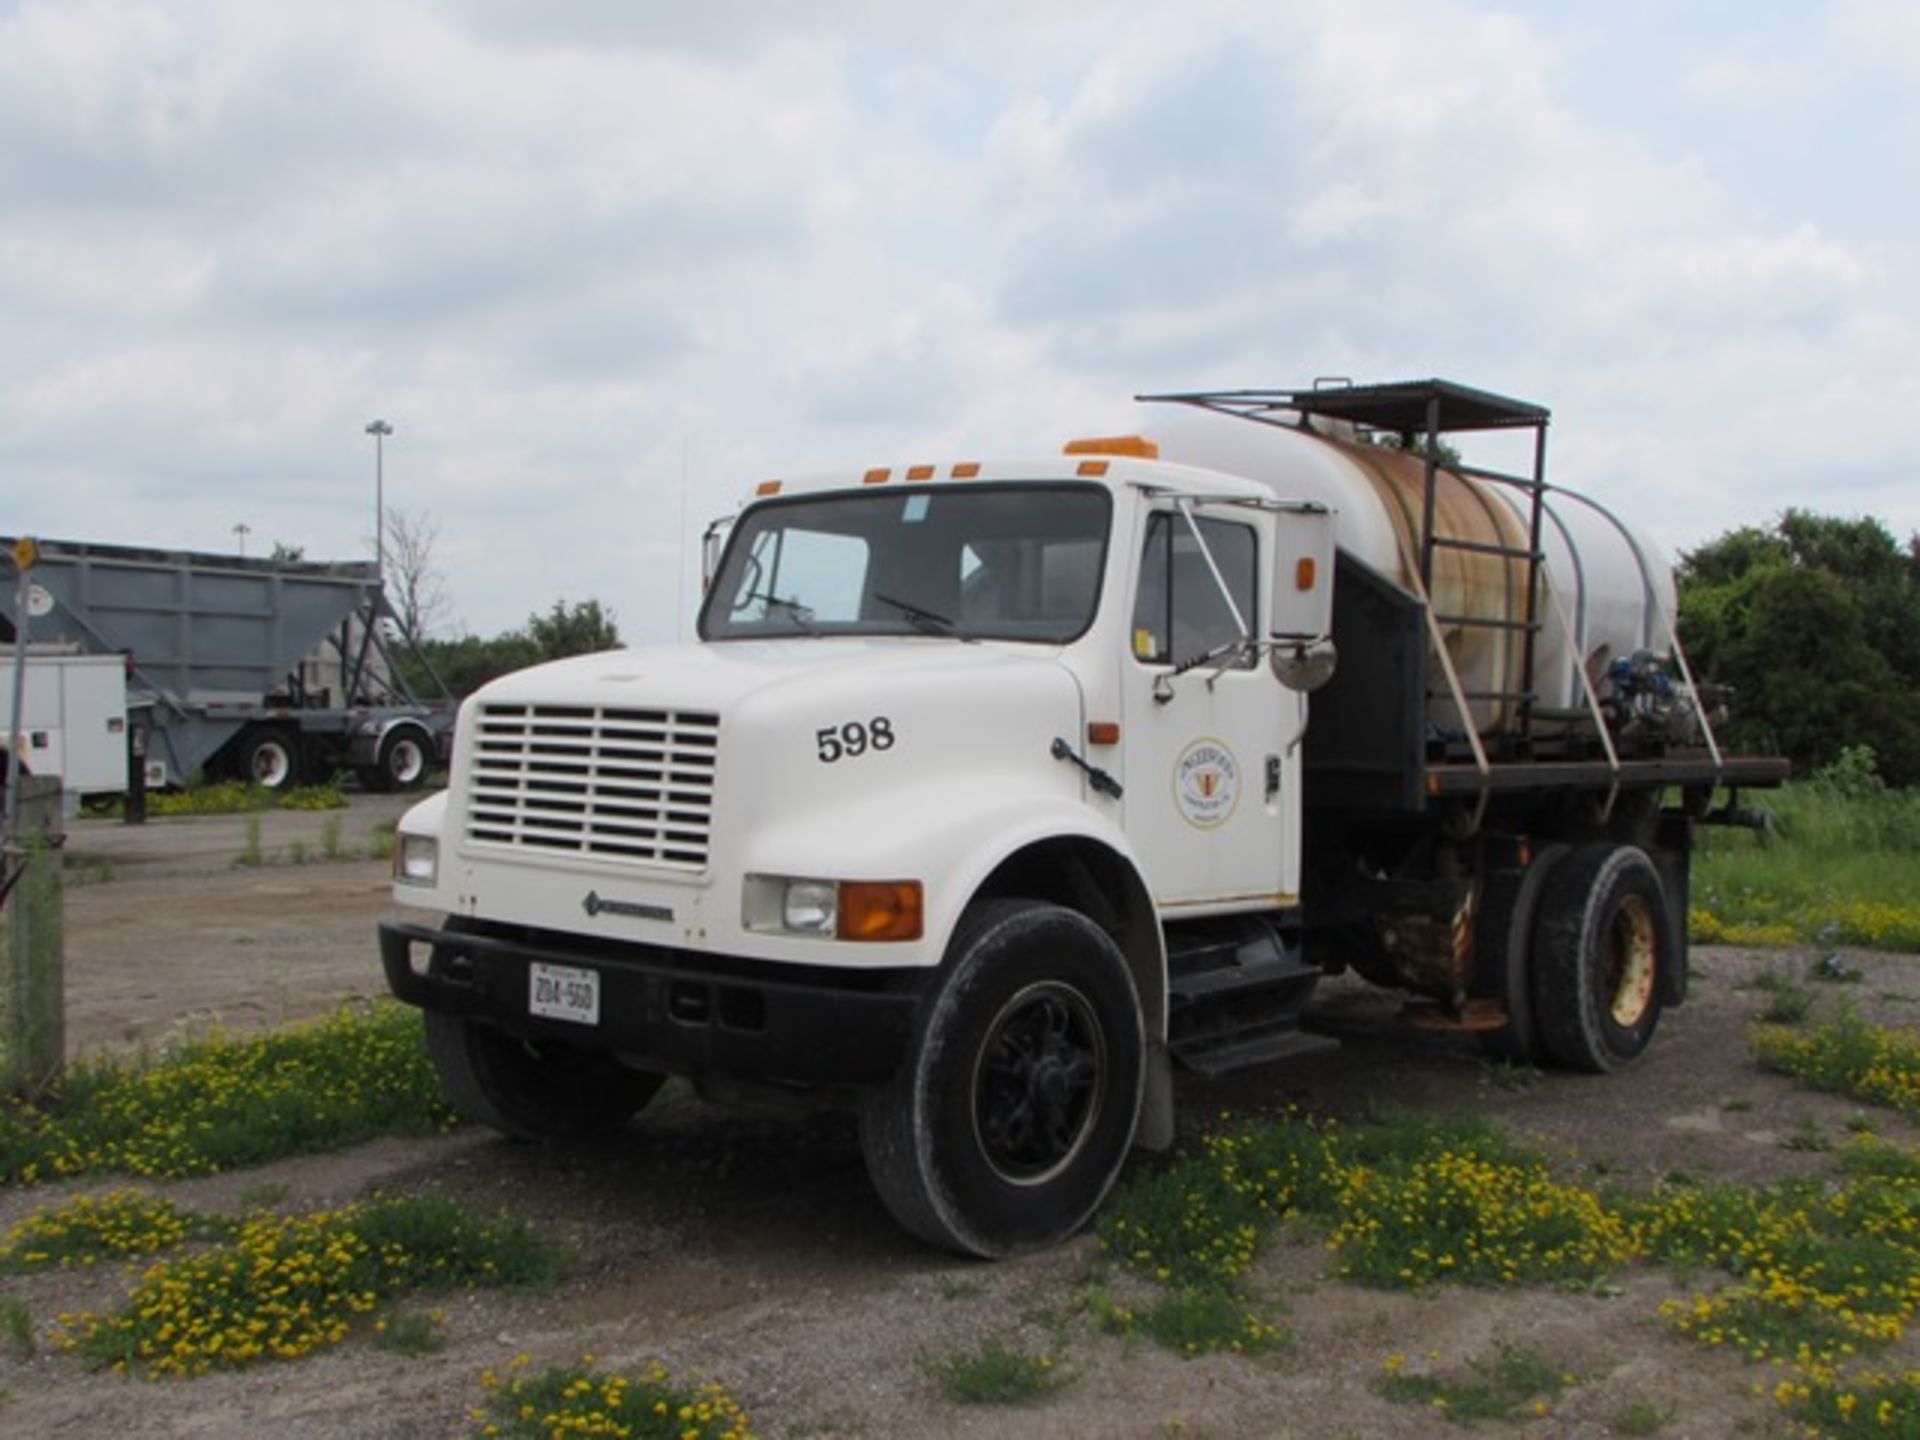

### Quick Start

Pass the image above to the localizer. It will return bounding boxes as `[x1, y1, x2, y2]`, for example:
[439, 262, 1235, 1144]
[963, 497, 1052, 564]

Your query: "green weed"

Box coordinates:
[0, 1295, 30, 1358]
[370, 1309, 447, 1356]
[1376, 1343, 1572, 1425]
[0, 1001, 456, 1184]
[1130, 1286, 1288, 1359]
[1693, 768, 1920, 952]
[237, 815, 264, 868]
[472, 1359, 755, 1439]
[1610, 1398, 1675, 1435]
[62, 1194, 561, 1377]
[1754, 1010, 1920, 1119]
[922, 1336, 1063, 1405]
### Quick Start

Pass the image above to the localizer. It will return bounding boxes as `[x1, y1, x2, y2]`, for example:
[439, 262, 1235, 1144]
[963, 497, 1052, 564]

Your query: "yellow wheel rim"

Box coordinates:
[1605, 894, 1658, 1028]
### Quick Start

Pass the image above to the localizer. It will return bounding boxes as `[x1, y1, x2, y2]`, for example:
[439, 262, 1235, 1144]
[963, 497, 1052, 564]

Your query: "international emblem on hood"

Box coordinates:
[1173, 739, 1241, 829]
[582, 891, 674, 923]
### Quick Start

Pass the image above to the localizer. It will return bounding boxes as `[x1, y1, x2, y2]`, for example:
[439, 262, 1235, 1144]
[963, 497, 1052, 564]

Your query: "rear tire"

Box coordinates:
[1477, 843, 1569, 1066]
[1531, 842, 1670, 1073]
[237, 728, 299, 791]
[366, 725, 432, 792]
[859, 899, 1144, 1257]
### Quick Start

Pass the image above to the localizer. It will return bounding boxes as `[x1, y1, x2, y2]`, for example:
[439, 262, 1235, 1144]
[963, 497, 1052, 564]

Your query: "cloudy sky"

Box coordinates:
[3, 0, 1915, 642]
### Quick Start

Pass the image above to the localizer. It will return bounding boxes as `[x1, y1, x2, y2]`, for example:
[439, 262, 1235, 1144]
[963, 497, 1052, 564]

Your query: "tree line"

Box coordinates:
[1677, 511, 1920, 786]
[398, 597, 622, 699]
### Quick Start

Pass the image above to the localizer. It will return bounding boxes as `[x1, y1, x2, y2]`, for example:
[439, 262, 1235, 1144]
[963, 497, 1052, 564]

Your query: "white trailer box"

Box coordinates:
[1, 648, 129, 808]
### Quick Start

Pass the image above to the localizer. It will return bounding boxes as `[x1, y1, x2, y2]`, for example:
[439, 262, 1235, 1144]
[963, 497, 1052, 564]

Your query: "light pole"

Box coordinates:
[365, 419, 394, 578]
[232, 522, 251, 557]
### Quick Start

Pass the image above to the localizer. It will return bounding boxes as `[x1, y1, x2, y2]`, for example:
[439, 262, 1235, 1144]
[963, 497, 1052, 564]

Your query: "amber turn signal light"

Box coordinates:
[1295, 556, 1317, 590]
[837, 881, 924, 942]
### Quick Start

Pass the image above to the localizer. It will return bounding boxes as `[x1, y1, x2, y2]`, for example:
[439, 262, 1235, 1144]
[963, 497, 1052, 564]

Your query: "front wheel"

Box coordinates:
[1531, 843, 1670, 1073]
[859, 899, 1144, 1257]
[424, 1013, 665, 1140]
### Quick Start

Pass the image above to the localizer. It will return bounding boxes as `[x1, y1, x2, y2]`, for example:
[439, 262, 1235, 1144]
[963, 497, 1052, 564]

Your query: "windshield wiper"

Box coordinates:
[739, 591, 819, 635]
[872, 592, 960, 637]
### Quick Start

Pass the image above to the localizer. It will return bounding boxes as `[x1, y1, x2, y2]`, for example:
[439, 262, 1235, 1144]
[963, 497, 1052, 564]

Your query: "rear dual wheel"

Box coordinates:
[1531, 843, 1670, 1073]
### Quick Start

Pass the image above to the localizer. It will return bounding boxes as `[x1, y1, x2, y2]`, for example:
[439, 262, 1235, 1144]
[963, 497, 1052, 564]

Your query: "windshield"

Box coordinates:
[699, 483, 1112, 644]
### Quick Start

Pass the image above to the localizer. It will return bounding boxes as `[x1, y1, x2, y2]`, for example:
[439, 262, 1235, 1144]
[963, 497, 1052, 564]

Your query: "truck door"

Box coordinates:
[1119, 503, 1301, 910]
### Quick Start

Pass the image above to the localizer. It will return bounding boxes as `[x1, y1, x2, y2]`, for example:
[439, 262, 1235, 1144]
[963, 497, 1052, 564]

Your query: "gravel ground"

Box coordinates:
[1, 794, 1915, 1438]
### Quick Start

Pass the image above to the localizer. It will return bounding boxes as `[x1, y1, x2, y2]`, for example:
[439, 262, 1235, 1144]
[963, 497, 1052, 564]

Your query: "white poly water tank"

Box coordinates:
[1144, 410, 1674, 738]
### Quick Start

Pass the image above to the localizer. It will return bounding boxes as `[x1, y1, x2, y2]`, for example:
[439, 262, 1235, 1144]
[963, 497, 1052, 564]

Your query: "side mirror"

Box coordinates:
[1270, 506, 1336, 692]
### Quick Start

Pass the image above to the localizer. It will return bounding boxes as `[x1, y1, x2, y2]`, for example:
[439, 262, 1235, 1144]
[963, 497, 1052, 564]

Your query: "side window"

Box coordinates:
[1130, 513, 1257, 667]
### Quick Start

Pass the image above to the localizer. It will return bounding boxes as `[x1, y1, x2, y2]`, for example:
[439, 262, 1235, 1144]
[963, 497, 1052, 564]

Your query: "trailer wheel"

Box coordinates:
[366, 725, 432, 792]
[424, 1013, 665, 1140]
[1531, 843, 1669, 1073]
[238, 728, 300, 791]
[858, 899, 1144, 1257]
[1477, 842, 1569, 1066]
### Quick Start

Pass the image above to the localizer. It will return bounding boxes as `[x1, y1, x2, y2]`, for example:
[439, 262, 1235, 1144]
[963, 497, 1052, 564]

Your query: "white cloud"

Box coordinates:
[0, 0, 1915, 646]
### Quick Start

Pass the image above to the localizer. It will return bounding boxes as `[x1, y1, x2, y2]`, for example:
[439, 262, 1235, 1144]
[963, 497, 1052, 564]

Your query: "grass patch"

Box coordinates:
[1100, 1111, 1624, 1299]
[370, 1308, 447, 1356]
[60, 1194, 561, 1377]
[1777, 1367, 1920, 1438]
[367, 819, 397, 862]
[1744, 966, 1816, 1025]
[1127, 1286, 1288, 1359]
[1754, 1010, 1920, 1119]
[1376, 1343, 1572, 1425]
[236, 815, 264, 867]
[1610, 1398, 1675, 1435]
[0, 1001, 456, 1185]
[471, 1358, 756, 1439]
[61, 854, 116, 887]
[1840, 1137, 1920, 1181]
[1639, 1174, 1920, 1363]
[0, 1295, 31, 1357]
[0, 1189, 213, 1271]
[1693, 758, 1920, 952]
[101, 780, 352, 819]
[922, 1335, 1063, 1405]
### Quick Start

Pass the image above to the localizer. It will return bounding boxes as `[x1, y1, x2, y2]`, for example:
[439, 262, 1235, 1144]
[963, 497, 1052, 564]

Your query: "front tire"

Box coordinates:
[859, 899, 1145, 1257]
[1531, 843, 1670, 1073]
[425, 1014, 665, 1140]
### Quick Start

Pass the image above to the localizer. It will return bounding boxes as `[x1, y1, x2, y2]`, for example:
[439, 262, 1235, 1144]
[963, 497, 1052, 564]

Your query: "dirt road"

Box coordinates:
[3, 796, 1916, 1438]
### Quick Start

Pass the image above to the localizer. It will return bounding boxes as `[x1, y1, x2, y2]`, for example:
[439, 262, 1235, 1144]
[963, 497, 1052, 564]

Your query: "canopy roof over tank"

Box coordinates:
[1138, 378, 1549, 436]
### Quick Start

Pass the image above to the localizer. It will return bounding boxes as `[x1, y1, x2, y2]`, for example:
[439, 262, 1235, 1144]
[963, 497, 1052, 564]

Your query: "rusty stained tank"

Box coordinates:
[1146, 410, 1673, 739]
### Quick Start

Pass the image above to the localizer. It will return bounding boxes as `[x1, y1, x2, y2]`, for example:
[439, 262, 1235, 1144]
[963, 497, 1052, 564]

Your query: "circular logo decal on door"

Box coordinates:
[1173, 739, 1241, 829]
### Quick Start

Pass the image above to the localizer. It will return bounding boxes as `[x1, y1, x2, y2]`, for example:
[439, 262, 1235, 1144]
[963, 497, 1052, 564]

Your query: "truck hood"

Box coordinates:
[471, 638, 1078, 714]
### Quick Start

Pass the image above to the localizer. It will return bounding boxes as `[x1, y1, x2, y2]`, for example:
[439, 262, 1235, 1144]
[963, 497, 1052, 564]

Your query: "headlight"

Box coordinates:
[782, 879, 839, 933]
[394, 834, 439, 886]
[746, 875, 923, 942]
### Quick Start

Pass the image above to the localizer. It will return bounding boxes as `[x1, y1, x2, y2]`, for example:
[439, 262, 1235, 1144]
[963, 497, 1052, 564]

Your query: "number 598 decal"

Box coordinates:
[816, 716, 896, 763]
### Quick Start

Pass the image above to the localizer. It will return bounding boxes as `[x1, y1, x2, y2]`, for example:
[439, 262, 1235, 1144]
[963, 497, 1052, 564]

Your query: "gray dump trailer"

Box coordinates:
[2, 537, 451, 792]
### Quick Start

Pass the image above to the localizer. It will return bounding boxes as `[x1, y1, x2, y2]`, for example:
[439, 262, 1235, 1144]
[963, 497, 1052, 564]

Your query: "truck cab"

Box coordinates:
[383, 444, 1336, 1256]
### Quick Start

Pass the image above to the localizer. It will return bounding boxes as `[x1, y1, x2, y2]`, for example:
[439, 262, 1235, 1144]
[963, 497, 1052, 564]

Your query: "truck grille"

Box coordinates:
[466, 704, 720, 871]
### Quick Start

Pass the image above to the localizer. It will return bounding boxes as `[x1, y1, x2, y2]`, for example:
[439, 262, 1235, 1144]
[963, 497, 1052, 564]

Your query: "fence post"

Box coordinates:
[3, 775, 64, 1098]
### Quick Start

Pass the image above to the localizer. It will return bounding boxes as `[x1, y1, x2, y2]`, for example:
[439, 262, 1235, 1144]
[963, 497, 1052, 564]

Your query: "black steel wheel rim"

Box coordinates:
[971, 980, 1106, 1185]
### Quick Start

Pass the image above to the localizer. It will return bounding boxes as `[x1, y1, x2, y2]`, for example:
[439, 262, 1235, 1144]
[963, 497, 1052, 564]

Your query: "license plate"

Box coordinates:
[529, 962, 600, 1026]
